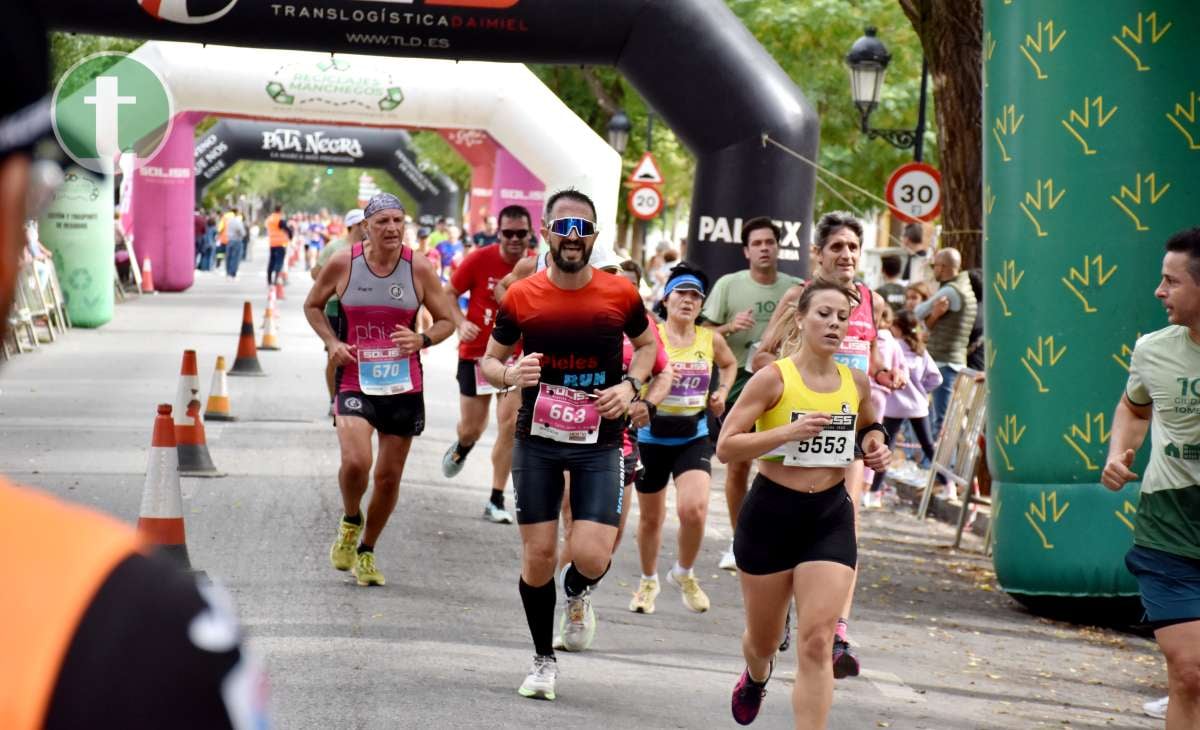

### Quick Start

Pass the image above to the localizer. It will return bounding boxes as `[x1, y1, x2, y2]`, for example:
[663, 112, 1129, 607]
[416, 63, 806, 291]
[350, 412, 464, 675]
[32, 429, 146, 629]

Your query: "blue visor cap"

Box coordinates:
[664, 274, 706, 298]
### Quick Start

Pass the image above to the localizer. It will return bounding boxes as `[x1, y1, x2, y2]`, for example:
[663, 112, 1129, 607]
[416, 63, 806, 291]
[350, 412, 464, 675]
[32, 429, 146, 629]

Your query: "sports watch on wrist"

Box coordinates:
[421, 333, 433, 349]
[621, 374, 644, 395]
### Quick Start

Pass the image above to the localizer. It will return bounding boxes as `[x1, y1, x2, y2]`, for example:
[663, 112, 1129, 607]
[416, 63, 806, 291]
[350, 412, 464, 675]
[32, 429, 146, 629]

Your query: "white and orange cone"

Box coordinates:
[141, 257, 156, 294]
[204, 355, 236, 422]
[260, 299, 281, 351]
[175, 349, 221, 477]
[137, 403, 191, 568]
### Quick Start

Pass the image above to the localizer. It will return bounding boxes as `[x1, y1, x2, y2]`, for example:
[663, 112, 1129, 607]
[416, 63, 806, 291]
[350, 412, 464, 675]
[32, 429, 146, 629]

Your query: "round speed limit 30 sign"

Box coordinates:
[628, 184, 664, 221]
[885, 162, 942, 223]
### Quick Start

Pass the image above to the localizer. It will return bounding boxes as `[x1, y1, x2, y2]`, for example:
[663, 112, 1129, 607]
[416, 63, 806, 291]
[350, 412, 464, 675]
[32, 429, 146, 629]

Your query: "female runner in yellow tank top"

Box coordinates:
[629, 266, 737, 616]
[716, 280, 891, 729]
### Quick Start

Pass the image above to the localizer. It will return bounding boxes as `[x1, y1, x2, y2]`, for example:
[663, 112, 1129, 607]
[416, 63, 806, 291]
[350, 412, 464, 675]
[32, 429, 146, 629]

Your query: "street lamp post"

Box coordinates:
[606, 110, 632, 155]
[845, 26, 929, 162]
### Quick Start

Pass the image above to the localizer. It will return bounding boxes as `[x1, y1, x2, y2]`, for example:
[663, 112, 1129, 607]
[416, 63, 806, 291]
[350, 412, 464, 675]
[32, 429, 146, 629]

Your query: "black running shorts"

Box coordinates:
[635, 437, 714, 494]
[512, 438, 623, 527]
[734, 475, 857, 575]
[335, 391, 425, 437]
[456, 358, 508, 398]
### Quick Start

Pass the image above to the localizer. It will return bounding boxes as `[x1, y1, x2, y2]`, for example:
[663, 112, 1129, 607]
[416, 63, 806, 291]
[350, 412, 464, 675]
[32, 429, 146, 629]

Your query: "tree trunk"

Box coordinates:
[899, 0, 983, 270]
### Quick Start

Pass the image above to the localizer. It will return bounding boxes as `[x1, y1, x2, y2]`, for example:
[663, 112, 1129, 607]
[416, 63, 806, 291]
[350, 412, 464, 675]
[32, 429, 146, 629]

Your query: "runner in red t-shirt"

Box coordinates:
[441, 205, 534, 524]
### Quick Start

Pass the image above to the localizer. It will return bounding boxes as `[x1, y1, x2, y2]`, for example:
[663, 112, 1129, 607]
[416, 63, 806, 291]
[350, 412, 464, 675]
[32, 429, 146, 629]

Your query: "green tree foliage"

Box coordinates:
[409, 131, 471, 193]
[201, 163, 416, 219]
[50, 33, 141, 88]
[533, 1, 931, 229]
[730, 0, 934, 216]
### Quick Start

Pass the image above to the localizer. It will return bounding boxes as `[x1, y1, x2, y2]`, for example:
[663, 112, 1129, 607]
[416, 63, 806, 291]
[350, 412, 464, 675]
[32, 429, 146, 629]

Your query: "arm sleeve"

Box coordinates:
[622, 284, 649, 339]
[921, 352, 944, 391]
[1125, 341, 1152, 406]
[945, 286, 963, 311]
[701, 276, 728, 325]
[491, 289, 523, 347]
[449, 250, 474, 293]
[45, 553, 266, 730]
[650, 317, 668, 375]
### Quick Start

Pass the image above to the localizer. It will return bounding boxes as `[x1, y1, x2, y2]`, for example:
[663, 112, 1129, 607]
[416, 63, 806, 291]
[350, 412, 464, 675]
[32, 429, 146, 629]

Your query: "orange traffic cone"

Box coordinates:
[175, 350, 222, 477]
[260, 295, 281, 351]
[137, 403, 192, 569]
[204, 355, 236, 421]
[228, 301, 266, 377]
[141, 257, 156, 294]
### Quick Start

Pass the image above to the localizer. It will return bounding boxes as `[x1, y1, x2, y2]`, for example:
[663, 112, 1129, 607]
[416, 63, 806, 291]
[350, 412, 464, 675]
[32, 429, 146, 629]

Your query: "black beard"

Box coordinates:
[551, 242, 592, 273]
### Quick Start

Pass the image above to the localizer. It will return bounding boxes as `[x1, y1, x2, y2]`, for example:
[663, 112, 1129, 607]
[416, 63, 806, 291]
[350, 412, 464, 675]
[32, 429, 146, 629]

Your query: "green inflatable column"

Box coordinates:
[984, 1, 1200, 598]
[38, 167, 115, 328]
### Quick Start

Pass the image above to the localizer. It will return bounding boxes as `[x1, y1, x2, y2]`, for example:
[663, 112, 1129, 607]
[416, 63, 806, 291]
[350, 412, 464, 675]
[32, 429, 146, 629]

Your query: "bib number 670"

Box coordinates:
[371, 363, 402, 378]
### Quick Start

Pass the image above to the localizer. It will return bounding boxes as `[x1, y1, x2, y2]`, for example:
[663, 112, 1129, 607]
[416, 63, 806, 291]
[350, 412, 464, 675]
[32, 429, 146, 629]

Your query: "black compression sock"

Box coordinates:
[563, 561, 610, 598]
[342, 513, 363, 526]
[518, 577, 556, 658]
[357, 543, 374, 554]
[455, 441, 476, 460]
[490, 489, 505, 509]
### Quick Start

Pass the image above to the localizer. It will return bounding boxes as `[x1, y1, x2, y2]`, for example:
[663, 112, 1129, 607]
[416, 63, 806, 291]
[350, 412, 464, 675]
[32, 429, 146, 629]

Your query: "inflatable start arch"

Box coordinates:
[44, 0, 822, 279]
[193, 119, 460, 220]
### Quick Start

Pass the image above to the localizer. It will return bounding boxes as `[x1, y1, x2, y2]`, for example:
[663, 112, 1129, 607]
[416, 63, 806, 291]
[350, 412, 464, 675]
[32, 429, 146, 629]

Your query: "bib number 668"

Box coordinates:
[549, 403, 588, 424]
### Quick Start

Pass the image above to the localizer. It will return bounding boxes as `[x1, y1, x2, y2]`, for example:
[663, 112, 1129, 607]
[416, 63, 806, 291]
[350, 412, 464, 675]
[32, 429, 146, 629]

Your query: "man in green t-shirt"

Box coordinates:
[312, 208, 366, 407]
[1103, 227, 1200, 728]
[701, 217, 801, 571]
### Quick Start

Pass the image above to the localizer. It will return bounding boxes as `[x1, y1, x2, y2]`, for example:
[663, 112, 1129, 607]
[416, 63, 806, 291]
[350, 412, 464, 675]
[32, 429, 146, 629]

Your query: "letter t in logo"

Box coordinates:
[84, 77, 135, 159]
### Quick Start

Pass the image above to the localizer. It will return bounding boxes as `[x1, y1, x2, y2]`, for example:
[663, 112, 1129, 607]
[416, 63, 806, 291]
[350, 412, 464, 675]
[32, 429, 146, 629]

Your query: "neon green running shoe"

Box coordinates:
[352, 551, 385, 586]
[517, 655, 557, 701]
[329, 517, 362, 571]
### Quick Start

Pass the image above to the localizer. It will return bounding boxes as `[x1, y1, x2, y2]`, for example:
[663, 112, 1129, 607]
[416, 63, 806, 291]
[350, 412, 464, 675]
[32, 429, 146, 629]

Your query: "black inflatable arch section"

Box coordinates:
[195, 118, 459, 224]
[46, 0, 818, 277]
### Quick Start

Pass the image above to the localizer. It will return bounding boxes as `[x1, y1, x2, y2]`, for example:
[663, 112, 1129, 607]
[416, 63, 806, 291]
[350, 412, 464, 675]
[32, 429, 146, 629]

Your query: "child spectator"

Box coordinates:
[905, 280, 933, 311]
[872, 309, 944, 497]
[864, 305, 906, 508]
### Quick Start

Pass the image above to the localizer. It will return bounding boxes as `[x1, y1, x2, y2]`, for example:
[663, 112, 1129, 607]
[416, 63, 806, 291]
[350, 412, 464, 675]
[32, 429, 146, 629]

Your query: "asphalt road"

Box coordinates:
[0, 256, 1167, 729]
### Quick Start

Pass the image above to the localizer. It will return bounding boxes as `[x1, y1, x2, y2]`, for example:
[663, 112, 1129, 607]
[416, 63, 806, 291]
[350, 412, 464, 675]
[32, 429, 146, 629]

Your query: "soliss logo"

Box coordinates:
[344, 397, 363, 410]
[138, 0, 240, 24]
[388, 284, 405, 300]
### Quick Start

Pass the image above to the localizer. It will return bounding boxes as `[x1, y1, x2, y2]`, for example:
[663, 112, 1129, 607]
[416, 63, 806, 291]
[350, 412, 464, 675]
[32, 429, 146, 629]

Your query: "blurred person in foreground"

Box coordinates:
[0, 5, 266, 728]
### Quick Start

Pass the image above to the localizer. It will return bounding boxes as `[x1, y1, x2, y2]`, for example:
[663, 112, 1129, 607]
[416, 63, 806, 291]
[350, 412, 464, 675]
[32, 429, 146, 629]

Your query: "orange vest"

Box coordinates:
[0, 480, 141, 729]
[266, 213, 289, 248]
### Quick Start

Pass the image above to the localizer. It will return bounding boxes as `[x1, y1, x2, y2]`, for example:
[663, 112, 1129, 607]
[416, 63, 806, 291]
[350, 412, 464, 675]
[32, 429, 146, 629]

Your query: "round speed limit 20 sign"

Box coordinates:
[885, 162, 942, 223]
[628, 184, 664, 221]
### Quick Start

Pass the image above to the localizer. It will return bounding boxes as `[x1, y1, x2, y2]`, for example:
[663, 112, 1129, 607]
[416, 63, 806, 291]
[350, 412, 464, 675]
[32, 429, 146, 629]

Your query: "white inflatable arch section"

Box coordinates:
[132, 41, 621, 247]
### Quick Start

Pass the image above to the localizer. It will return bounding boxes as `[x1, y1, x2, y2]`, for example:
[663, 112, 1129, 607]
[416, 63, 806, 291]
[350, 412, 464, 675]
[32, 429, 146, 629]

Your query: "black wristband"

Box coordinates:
[421, 333, 433, 349]
[855, 422, 890, 450]
[645, 402, 657, 420]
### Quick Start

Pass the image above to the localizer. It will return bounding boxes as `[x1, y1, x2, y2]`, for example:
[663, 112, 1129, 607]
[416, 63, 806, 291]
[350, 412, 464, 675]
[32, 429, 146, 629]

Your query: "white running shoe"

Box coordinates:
[483, 502, 514, 524]
[517, 655, 557, 701]
[559, 591, 597, 652]
[718, 541, 737, 571]
[1143, 696, 1168, 719]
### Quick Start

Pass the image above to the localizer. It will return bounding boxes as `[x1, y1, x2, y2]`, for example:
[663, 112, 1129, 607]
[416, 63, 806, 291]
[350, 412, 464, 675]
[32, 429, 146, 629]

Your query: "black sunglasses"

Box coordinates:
[501, 229, 529, 239]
